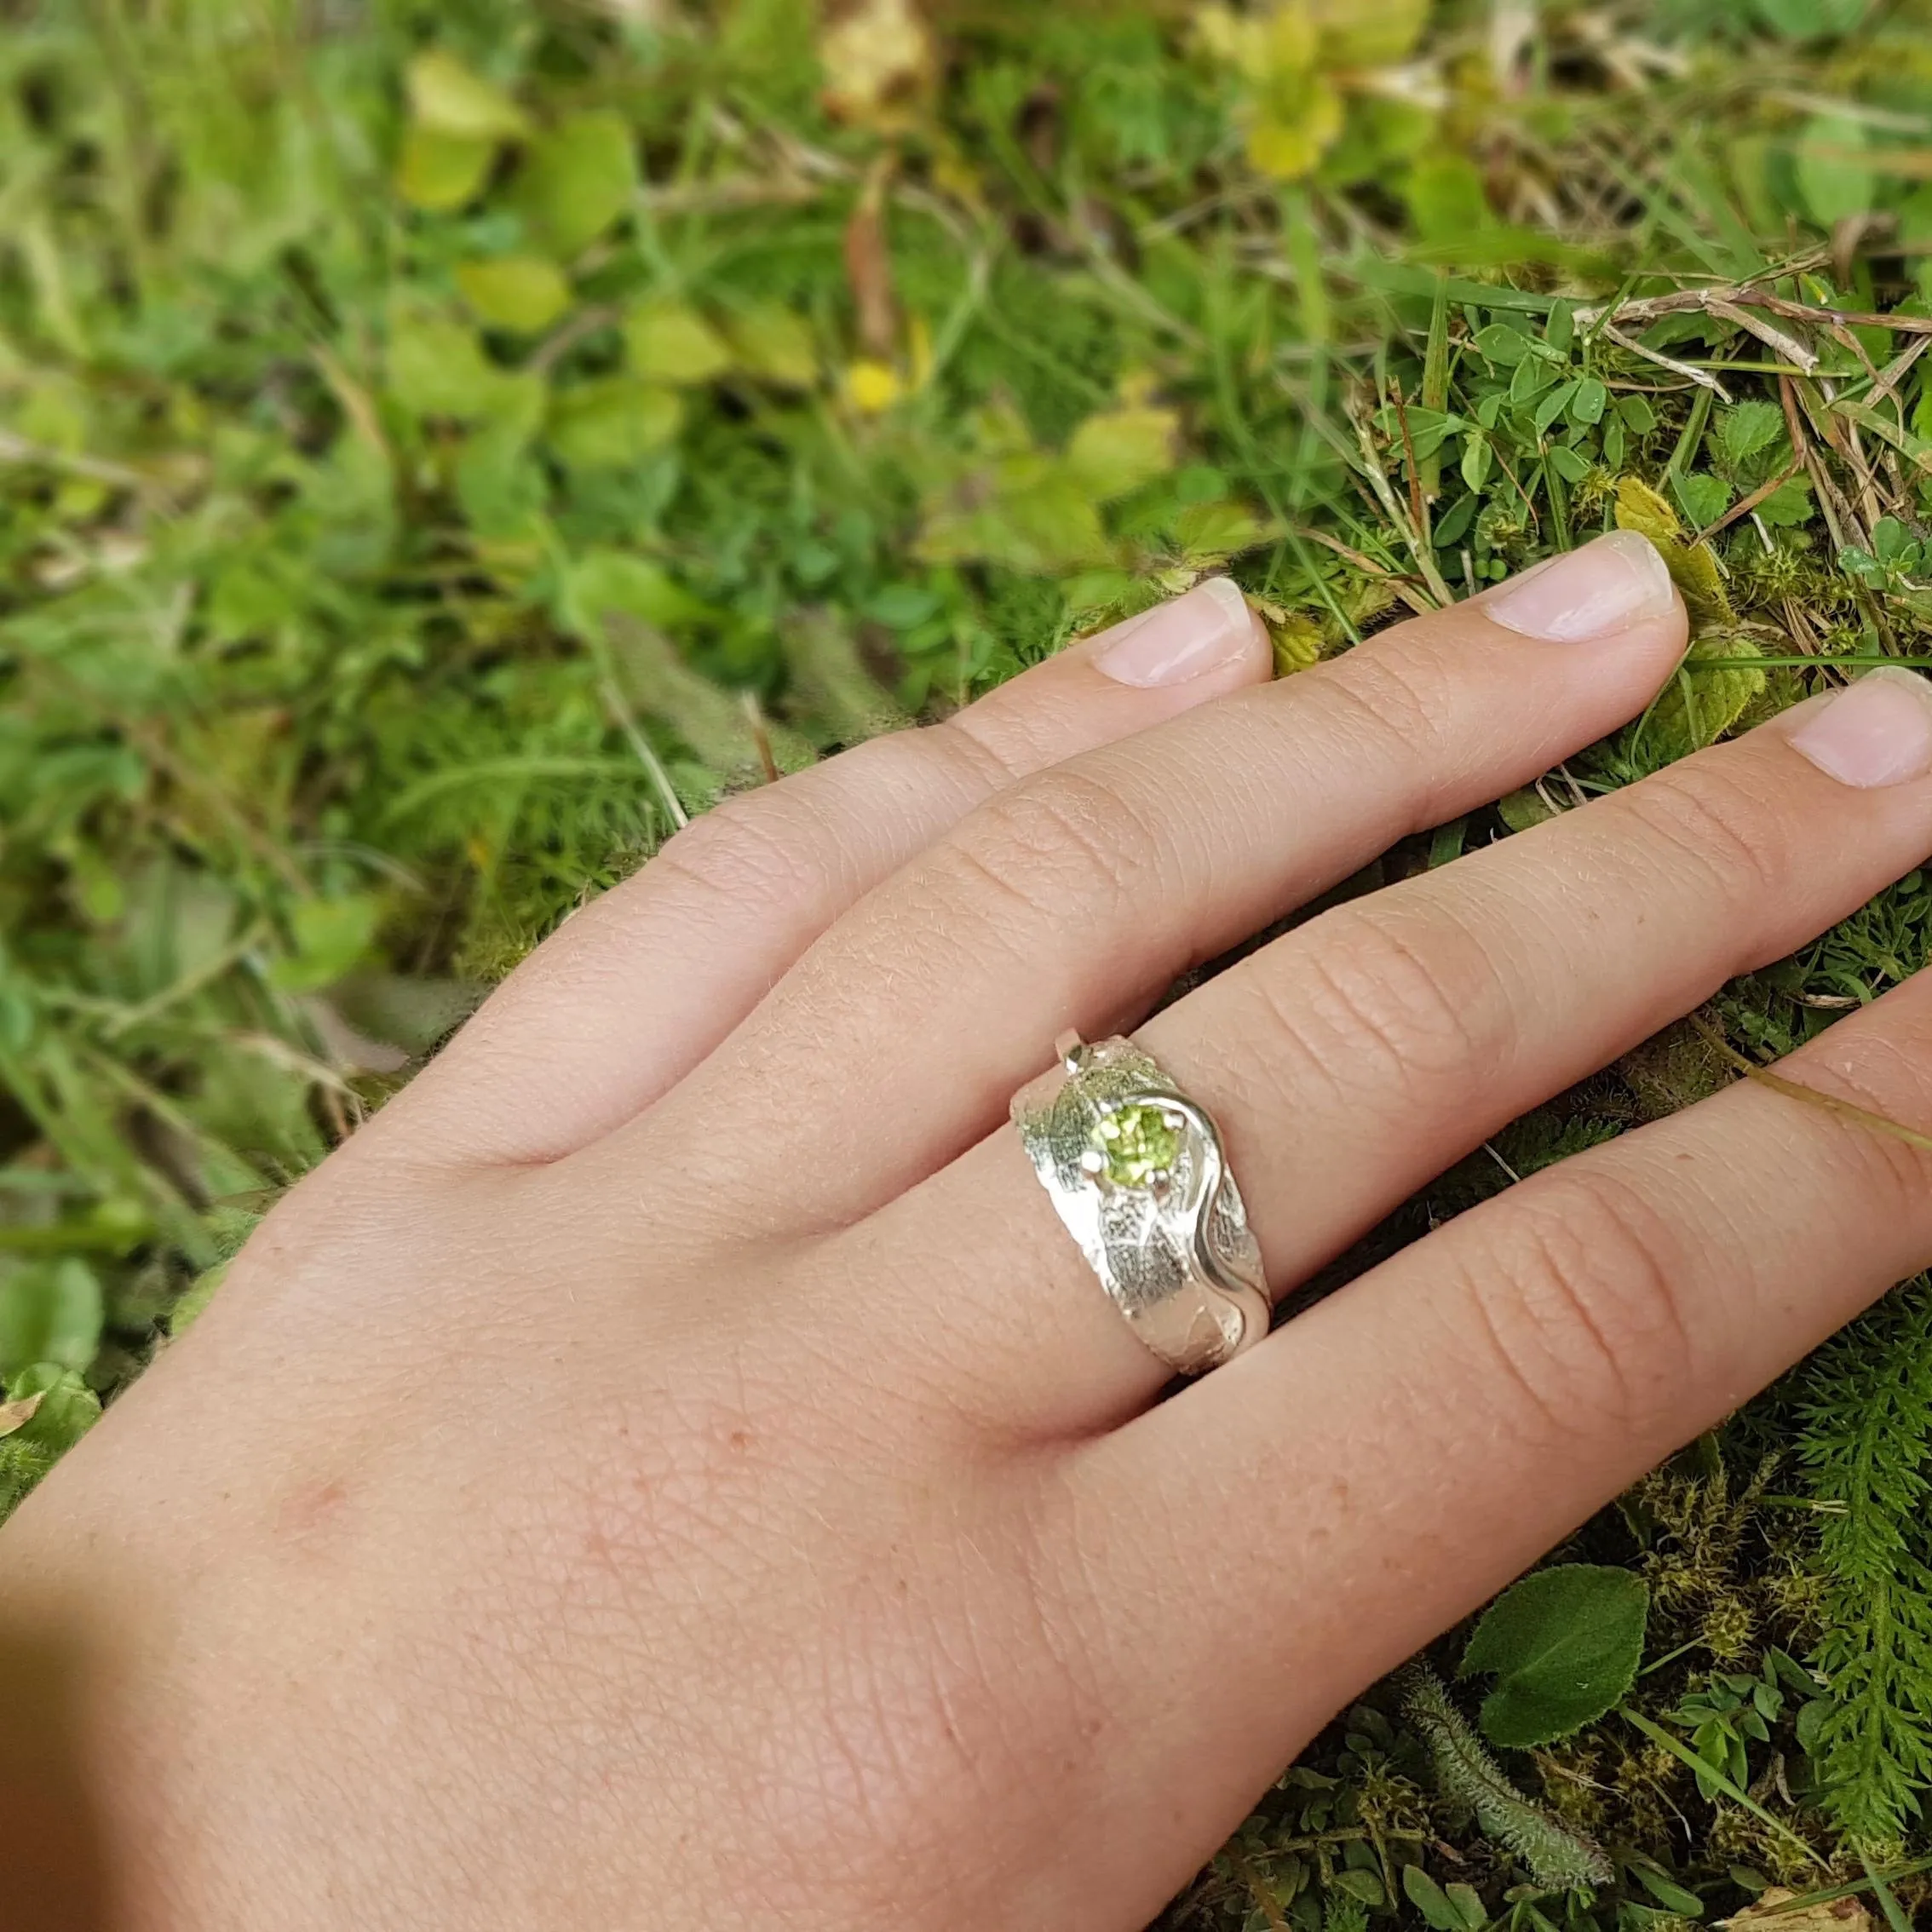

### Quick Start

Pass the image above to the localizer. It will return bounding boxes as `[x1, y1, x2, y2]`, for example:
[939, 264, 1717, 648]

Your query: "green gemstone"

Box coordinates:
[1094, 1102, 1182, 1187]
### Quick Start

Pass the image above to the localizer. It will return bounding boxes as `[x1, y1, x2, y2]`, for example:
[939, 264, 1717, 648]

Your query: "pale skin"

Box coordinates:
[14, 529, 1932, 1928]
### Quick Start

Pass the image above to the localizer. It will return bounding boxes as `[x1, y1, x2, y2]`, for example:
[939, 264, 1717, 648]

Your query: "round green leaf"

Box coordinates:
[457, 256, 572, 336]
[1459, 1563, 1649, 1748]
[548, 378, 682, 469]
[515, 112, 636, 257]
[395, 126, 497, 213]
[624, 301, 734, 386]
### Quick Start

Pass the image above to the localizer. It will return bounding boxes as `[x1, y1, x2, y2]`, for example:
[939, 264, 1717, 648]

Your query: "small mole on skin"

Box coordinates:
[728, 1429, 752, 1452]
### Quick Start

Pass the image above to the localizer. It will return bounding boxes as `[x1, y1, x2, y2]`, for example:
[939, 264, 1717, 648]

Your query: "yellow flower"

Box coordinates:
[845, 359, 904, 413]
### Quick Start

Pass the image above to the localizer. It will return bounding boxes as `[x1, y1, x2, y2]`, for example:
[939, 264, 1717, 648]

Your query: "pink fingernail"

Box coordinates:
[1485, 531, 1677, 642]
[1092, 578, 1257, 687]
[1789, 667, 1932, 788]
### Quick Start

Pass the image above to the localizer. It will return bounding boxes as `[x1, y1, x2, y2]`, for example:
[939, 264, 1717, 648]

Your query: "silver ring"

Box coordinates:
[1010, 1032, 1269, 1376]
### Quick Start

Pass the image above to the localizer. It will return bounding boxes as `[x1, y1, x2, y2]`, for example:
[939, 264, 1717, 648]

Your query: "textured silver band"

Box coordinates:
[1010, 1032, 1269, 1376]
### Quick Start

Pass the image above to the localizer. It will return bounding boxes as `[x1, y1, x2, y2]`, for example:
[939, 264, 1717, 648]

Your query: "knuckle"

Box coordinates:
[652, 791, 819, 907]
[1618, 757, 1787, 907]
[938, 765, 1170, 929]
[1277, 903, 1499, 1095]
[1464, 1168, 1693, 1440]
[1302, 647, 1450, 801]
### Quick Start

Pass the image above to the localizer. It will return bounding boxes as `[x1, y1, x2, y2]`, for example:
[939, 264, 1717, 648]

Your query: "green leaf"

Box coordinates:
[1172, 499, 1265, 561]
[406, 49, 532, 141]
[1797, 112, 1876, 226]
[456, 256, 572, 335]
[1548, 444, 1590, 484]
[1402, 1866, 1472, 1931]
[1460, 1564, 1649, 1747]
[1630, 1861, 1705, 1916]
[723, 303, 819, 387]
[624, 301, 735, 386]
[395, 126, 497, 213]
[1873, 515, 1916, 566]
[1064, 405, 1179, 503]
[1473, 323, 1532, 366]
[1534, 379, 1580, 437]
[271, 896, 381, 994]
[387, 312, 516, 421]
[1673, 472, 1732, 532]
[1331, 1868, 1385, 1906]
[547, 378, 683, 468]
[1755, 0, 1872, 37]
[1757, 476, 1814, 526]
[515, 111, 636, 257]
[1715, 399, 1785, 471]
[1619, 393, 1658, 433]
[0, 1260, 103, 1376]
[567, 552, 719, 631]
[1570, 377, 1607, 426]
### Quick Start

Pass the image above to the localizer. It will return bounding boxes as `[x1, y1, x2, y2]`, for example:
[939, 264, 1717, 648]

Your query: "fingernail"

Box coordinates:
[1788, 666, 1932, 788]
[1092, 578, 1257, 687]
[1485, 531, 1678, 642]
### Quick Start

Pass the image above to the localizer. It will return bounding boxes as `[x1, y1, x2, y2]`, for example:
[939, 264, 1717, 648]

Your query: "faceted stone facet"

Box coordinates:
[1094, 1102, 1181, 1187]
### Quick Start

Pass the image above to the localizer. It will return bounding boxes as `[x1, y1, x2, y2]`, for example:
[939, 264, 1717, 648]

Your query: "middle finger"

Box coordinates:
[584, 532, 1688, 1240]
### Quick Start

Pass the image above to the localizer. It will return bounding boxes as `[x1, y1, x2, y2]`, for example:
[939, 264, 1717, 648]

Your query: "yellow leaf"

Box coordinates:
[1192, 3, 1254, 67]
[1257, 2, 1324, 78]
[624, 300, 734, 385]
[1268, 609, 1325, 674]
[1247, 69, 1346, 180]
[456, 256, 572, 335]
[1064, 405, 1180, 503]
[1309, 0, 1429, 67]
[405, 50, 532, 141]
[846, 359, 904, 413]
[395, 125, 497, 213]
[819, 0, 937, 134]
[0, 1391, 44, 1439]
[1642, 634, 1767, 761]
[907, 313, 935, 390]
[1728, 1887, 1871, 1932]
[1613, 477, 1734, 630]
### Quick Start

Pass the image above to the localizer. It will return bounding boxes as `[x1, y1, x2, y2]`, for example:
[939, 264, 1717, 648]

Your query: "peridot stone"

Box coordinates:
[1095, 1103, 1181, 1187]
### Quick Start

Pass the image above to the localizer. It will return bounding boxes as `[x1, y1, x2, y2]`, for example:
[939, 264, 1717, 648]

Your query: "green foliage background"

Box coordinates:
[14, 0, 1932, 1923]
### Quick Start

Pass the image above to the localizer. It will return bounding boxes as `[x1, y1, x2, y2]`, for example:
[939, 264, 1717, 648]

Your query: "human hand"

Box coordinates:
[12, 532, 1932, 1929]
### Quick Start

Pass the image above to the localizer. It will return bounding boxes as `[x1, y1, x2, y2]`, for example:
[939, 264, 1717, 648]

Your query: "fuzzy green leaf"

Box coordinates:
[1460, 1564, 1648, 1748]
